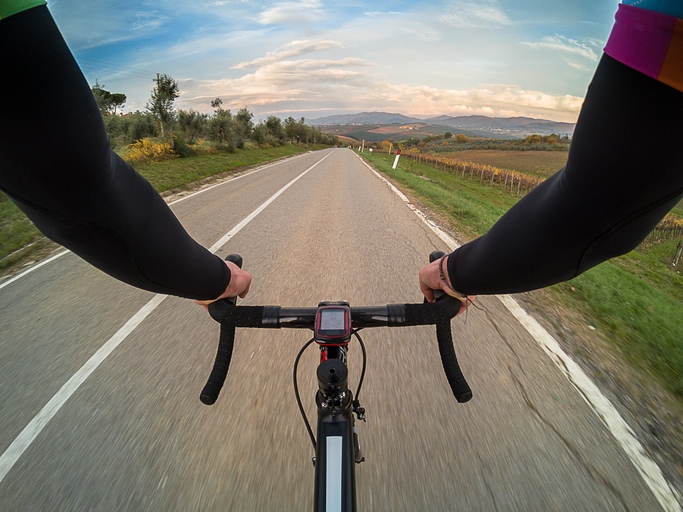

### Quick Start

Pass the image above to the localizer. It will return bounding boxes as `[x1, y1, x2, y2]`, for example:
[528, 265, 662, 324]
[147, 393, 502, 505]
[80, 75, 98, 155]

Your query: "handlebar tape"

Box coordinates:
[435, 320, 472, 403]
[201, 301, 272, 405]
[200, 321, 235, 405]
[209, 301, 265, 326]
[402, 299, 460, 325]
[403, 298, 472, 403]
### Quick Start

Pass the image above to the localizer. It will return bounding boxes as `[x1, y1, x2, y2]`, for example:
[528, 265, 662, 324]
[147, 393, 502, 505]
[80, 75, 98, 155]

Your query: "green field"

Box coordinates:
[442, 149, 568, 178]
[0, 145, 307, 271]
[361, 150, 683, 399]
[439, 148, 683, 215]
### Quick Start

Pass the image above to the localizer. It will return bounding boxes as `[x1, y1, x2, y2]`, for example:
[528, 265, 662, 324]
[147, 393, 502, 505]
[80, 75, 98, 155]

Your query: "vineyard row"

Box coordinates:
[376, 149, 683, 245]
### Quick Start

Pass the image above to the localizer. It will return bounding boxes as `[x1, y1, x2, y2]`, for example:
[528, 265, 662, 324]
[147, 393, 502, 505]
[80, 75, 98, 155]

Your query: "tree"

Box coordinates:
[284, 116, 308, 143]
[444, 131, 452, 139]
[91, 81, 112, 115]
[208, 97, 235, 149]
[110, 93, 127, 115]
[252, 122, 267, 145]
[299, 117, 309, 143]
[146, 73, 179, 141]
[125, 111, 158, 143]
[210, 97, 223, 111]
[284, 116, 299, 143]
[265, 116, 285, 141]
[178, 109, 207, 141]
[235, 107, 254, 139]
[91, 81, 127, 116]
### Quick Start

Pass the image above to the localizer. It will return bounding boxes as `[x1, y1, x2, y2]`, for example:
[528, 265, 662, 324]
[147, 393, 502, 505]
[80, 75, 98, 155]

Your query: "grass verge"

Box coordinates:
[361, 151, 683, 399]
[133, 144, 306, 193]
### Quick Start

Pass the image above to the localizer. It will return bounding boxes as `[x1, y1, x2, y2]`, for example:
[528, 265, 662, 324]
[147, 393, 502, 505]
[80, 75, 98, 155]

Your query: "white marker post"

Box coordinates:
[392, 149, 401, 169]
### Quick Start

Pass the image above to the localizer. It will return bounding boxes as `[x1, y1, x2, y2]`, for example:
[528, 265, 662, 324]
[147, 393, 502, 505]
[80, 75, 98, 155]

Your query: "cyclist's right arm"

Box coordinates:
[0, 4, 242, 301]
[438, 4, 683, 298]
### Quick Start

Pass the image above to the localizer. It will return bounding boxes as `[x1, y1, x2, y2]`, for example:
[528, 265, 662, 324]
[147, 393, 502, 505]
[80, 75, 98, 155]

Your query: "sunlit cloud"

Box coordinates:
[358, 83, 582, 120]
[234, 40, 344, 69]
[177, 45, 583, 123]
[185, 56, 372, 106]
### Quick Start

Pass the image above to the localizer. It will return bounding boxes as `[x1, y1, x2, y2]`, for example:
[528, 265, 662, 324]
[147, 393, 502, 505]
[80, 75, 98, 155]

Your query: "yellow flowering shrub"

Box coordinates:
[124, 139, 176, 163]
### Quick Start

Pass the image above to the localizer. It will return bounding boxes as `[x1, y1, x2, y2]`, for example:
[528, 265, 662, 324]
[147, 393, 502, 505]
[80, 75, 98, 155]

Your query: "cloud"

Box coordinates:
[522, 35, 599, 61]
[258, 0, 324, 25]
[233, 40, 344, 69]
[57, 0, 600, 123]
[52, 4, 172, 51]
[131, 11, 170, 31]
[439, 1, 512, 29]
[185, 56, 372, 107]
[177, 41, 583, 122]
[356, 82, 582, 119]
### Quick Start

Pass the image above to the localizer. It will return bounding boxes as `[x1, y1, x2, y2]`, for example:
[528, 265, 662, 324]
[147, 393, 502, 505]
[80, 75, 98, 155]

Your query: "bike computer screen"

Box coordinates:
[314, 305, 352, 345]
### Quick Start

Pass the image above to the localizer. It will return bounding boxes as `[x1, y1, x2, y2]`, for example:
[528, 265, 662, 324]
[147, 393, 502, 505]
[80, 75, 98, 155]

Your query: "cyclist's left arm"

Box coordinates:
[0, 5, 236, 301]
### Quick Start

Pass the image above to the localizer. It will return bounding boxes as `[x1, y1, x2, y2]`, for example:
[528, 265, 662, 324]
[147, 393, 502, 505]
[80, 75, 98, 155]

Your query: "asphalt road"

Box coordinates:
[0, 148, 676, 511]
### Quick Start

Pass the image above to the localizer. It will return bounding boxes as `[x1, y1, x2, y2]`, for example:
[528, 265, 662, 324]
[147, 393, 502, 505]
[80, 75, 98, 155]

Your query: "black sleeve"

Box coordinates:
[448, 55, 683, 295]
[0, 6, 230, 300]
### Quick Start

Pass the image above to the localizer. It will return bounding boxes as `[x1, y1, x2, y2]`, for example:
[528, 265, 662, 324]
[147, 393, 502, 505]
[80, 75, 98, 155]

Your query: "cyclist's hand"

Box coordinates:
[195, 260, 252, 310]
[419, 254, 474, 315]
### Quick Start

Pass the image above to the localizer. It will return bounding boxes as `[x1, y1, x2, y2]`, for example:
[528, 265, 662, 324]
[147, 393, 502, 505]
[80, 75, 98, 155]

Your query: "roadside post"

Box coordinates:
[392, 149, 401, 169]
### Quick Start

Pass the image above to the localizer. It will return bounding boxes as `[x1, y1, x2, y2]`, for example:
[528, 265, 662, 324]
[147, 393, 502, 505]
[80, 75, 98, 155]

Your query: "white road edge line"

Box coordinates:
[168, 152, 308, 206]
[0, 250, 69, 290]
[356, 153, 682, 512]
[0, 151, 330, 485]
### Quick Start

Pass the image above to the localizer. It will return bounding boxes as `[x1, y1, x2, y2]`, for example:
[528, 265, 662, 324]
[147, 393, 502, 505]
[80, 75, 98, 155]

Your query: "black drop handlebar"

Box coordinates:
[201, 253, 472, 405]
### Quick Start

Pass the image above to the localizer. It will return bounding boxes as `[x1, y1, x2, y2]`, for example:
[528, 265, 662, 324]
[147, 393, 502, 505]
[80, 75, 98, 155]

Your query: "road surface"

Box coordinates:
[0, 148, 678, 511]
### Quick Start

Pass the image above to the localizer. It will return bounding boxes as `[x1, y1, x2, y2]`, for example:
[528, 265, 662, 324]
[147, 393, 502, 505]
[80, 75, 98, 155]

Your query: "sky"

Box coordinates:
[48, 0, 620, 123]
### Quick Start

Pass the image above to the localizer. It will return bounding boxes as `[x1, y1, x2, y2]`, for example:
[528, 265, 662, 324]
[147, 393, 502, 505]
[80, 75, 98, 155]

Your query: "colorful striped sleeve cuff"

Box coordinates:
[605, 3, 683, 93]
[0, 0, 46, 20]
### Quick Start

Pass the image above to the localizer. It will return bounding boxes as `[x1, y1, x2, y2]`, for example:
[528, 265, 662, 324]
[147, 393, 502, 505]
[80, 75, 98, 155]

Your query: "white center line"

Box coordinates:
[0, 151, 330, 484]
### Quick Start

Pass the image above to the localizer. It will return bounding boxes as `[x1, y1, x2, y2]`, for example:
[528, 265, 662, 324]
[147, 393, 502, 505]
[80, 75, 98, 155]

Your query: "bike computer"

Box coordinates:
[314, 303, 352, 345]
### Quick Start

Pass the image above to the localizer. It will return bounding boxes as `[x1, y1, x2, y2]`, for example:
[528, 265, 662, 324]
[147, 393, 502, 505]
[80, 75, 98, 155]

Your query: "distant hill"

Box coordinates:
[317, 122, 488, 143]
[424, 115, 575, 137]
[309, 111, 575, 139]
[309, 112, 419, 125]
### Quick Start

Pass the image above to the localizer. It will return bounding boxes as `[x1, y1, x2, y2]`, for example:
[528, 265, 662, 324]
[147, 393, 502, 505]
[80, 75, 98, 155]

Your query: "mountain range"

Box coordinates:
[308, 111, 575, 139]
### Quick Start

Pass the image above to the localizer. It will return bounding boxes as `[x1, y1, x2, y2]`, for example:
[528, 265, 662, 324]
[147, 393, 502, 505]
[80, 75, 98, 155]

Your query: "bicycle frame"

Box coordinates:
[200, 252, 472, 512]
[314, 347, 357, 512]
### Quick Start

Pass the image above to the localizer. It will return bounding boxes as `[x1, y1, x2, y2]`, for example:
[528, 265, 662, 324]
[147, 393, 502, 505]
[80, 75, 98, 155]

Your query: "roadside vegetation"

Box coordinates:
[401, 131, 571, 153]
[359, 149, 683, 401]
[0, 74, 338, 273]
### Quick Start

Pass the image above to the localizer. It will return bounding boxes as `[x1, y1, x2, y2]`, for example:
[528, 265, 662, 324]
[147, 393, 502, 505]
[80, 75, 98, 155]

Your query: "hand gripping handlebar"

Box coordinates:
[200, 254, 472, 405]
